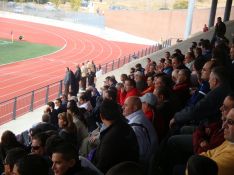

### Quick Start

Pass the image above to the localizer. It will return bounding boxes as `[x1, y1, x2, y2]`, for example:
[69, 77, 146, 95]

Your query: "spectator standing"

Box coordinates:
[64, 67, 71, 97]
[91, 60, 96, 73]
[87, 68, 96, 87]
[70, 69, 78, 96]
[74, 65, 81, 94]
[81, 63, 88, 91]
[212, 17, 227, 46]
[96, 65, 103, 78]
[214, 17, 226, 39]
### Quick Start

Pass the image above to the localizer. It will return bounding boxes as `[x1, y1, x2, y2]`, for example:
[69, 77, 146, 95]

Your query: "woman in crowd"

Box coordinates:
[58, 112, 78, 147]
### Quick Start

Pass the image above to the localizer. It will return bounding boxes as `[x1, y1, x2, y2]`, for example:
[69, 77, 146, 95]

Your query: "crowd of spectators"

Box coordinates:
[0, 17, 234, 175]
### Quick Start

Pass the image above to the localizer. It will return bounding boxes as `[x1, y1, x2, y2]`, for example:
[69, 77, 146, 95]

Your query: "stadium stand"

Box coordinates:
[0, 11, 234, 175]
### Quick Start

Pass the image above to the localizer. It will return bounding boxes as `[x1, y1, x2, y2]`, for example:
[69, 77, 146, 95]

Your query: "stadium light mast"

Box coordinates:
[184, 0, 196, 39]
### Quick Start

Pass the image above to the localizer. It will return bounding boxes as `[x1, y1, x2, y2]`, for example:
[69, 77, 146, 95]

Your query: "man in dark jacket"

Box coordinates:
[70, 70, 78, 96]
[74, 65, 81, 94]
[64, 67, 71, 97]
[170, 66, 232, 129]
[93, 99, 139, 174]
[211, 17, 227, 46]
[214, 17, 226, 39]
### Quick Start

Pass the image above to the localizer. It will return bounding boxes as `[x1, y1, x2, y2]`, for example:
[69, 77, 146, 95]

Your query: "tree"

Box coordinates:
[173, 0, 188, 9]
[70, 0, 81, 11]
[51, 0, 61, 7]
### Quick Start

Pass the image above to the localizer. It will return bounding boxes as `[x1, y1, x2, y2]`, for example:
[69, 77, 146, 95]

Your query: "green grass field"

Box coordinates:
[0, 39, 60, 65]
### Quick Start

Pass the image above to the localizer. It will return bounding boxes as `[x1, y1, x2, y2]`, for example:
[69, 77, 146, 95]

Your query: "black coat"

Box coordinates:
[215, 22, 226, 38]
[93, 119, 139, 174]
[174, 84, 232, 126]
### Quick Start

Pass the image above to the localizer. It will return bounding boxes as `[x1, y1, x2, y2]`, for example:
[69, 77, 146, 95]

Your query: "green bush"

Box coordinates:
[173, 0, 188, 9]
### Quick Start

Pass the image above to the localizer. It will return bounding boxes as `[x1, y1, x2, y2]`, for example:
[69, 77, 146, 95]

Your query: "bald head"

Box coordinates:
[123, 96, 142, 117]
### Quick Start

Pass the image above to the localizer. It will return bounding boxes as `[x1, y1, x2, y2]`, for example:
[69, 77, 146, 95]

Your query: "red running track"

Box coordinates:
[0, 17, 149, 102]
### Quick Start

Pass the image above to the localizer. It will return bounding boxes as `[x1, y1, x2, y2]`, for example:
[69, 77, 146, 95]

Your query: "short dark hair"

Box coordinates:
[211, 66, 230, 85]
[32, 132, 48, 147]
[30, 123, 57, 137]
[193, 58, 206, 71]
[201, 39, 211, 50]
[106, 89, 117, 101]
[5, 147, 27, 170]
[155, 74, 173, 89]
[100, 99, 120, 121]
[45, 135, 65, 158]
[67, 100, 79, 113]
[1, 130, 18, 147]
[42, 113, 50, 123]
[52, 143, 78, 161]
[227, 92, 234, 101]
[16, 154, 49, 175]
[47, 101, 55, 109]
[171, 53, 183, 63]
[195, 47, 202, 56]
[55, 98, 62, 104]
[156, 87, 171, 100]
[125, 78, 136, 88]
[79, 93, 88, 102]
[135, 63, 142, 68]
[121, 74, 128, 79]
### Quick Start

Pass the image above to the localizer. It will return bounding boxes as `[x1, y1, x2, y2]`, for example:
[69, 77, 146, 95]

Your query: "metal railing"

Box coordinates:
[100, 42, 170, 74]
[0, 40, 171, 126]
[0, 80, 63, 125]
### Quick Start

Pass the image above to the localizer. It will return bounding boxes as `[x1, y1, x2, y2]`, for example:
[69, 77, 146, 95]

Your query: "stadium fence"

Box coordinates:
[0, 32, 171, 126]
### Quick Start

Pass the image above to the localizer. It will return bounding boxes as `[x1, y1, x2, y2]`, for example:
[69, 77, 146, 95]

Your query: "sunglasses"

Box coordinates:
[31, 145, 41, 150]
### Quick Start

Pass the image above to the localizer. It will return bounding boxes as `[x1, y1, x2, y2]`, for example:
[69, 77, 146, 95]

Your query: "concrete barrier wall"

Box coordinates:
[96, 20, 234, 90]
[105, 7, 234, 41]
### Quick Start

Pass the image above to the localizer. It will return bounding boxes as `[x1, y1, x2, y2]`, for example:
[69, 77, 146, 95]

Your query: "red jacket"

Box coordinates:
[193, 120, 224, 154]
[141, 85, 154, 96]
[120, 88, 139, 105]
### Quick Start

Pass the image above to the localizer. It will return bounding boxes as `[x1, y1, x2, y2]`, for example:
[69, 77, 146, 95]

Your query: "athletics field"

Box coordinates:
[0, 39, 60, 65]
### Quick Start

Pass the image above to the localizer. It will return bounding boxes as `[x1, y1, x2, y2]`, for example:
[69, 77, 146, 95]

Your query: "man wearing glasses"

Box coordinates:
[200, 108, 234, 175]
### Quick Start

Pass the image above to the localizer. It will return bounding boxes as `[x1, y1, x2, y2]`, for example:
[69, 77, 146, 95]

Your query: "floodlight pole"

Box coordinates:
[208, 0, 218, 27]
[224, 0, 233, 21]
[184, 0, 196, 39]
